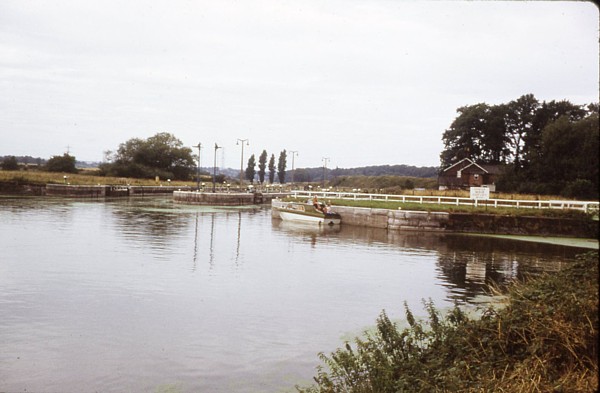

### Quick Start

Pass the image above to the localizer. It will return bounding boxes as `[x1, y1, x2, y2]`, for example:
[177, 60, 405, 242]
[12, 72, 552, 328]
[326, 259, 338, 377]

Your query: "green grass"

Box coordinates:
[284, 197, 594, 220]
[297, 252, 598, 393]
[0, 170, 195, 186]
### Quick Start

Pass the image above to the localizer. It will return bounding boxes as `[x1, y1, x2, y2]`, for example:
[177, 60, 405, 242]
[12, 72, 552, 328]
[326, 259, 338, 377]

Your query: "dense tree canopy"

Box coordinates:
[100, 132, 195, 180]
[441, 95, 598, 198]
[45, 153, 77, 173]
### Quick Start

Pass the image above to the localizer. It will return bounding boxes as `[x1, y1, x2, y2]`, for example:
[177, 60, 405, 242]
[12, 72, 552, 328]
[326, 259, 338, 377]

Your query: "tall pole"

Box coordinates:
[322, 157, 330, 189]
[194, 142, 202, 191]
[213, 143, 222, 193]
[289, 150, 298, 184]
[237, 138, 249, 189]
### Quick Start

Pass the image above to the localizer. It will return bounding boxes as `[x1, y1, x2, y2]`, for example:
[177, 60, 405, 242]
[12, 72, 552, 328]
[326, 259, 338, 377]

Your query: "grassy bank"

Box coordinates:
[0, 170, 195, 187]
[284, 197, 594, 220]
[297, 252, 598, 393]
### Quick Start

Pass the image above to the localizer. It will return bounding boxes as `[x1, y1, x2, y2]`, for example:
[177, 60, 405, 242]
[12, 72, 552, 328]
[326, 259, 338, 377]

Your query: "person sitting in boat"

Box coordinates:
[312, 196, 321, 211]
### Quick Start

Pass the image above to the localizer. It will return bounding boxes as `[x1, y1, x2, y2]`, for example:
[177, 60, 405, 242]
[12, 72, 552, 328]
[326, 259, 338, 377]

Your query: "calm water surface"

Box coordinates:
[0, 196, 583, 392]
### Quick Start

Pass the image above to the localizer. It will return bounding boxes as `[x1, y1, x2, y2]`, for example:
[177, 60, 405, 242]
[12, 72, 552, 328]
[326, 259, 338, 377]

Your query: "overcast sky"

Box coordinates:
[1, 0, 598, 169]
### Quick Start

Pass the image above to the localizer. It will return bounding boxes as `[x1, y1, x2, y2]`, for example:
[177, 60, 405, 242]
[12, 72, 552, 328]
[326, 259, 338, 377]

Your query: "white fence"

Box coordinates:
[289, 190, 600, 213]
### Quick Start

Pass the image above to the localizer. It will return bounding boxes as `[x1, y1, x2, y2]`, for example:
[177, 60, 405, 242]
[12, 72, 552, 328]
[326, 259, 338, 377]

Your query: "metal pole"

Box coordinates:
[322, 157, 330, 188]
[194, 142, 202, 191]
[213, 143, 221, 193]
[289, 150, 298, 184]
[237, 138, 249, 189]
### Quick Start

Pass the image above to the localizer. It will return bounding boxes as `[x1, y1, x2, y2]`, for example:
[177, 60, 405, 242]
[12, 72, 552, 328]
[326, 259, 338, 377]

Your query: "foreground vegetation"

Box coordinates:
[297, 252, 598, 393]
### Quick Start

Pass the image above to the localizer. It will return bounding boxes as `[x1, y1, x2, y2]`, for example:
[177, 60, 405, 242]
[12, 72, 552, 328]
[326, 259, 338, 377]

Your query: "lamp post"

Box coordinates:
[237, 138, 249, 189]
[213, 143, 222, 193]
[289, 150, 298, 184]
[322, 157, 330, 188]
[194, 142, 202, 191]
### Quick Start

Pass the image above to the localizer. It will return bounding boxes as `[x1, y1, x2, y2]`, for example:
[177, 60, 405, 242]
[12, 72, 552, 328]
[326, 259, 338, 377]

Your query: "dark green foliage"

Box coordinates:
[298, 252, 598, 393]
[45, 153, 77, 173]
[441, 103, 510, 167]
[278, 150, 287, 184]
[245, 154, 256, 183]
[99, 132, 195, 180]
[1, 156, 19, 170]
[268, 154, 276, 184]
[258, 150, 268, 184]
[441, 95, 599, 198]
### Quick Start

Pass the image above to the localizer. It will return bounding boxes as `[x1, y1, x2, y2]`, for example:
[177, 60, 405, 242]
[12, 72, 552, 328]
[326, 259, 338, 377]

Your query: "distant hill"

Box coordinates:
[1, 155, 100, 169]
[288, 164, 439, 182]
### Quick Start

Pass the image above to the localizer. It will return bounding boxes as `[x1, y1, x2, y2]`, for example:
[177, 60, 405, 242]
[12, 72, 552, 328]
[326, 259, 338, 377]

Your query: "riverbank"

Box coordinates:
[297, 251, 599, 392]
[275, 199, 598, 239]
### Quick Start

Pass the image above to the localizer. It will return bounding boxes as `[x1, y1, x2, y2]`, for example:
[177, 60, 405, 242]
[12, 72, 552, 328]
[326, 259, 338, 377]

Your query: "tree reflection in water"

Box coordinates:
[435, 235, 581, 303]
[271, 220, 584, 304]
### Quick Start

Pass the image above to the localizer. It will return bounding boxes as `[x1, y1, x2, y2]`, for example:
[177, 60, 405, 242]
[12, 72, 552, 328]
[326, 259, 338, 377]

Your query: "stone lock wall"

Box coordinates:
[322, 206, 450, 231]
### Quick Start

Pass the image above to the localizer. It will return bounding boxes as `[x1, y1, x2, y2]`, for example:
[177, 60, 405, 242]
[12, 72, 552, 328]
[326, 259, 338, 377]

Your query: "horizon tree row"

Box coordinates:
[245, 149, 287, 184]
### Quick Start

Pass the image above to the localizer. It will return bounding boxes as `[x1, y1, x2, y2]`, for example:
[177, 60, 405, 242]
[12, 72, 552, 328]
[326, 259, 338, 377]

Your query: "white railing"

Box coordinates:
[289, 190, 600, 213]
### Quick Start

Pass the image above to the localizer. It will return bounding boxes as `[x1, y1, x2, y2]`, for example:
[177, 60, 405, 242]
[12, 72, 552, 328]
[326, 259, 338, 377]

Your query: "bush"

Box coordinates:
[45, 154, 77, 173]
[562, 179, 598, 200]
[1, 156, 19, 170]
[297, 252, 598, 393]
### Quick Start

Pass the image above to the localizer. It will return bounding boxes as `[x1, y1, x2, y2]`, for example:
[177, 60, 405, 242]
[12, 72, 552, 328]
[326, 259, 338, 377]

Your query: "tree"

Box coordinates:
[268, 154, 276, 184]
[245, 154, 256, 183]
[258, 150, 268, 184]
[537, 113, 599, 198]
[524, 99, 586, 170]
[480, 104, 510, 164]
[1, 156, 19, 170]
[46, 153, 77, 173]
[503, 94, 539, 170]
[440, 103, 511, 168]
[99, 132, 195, 180]
[440, 103, 488, 167]
[277, 150, 287, 184]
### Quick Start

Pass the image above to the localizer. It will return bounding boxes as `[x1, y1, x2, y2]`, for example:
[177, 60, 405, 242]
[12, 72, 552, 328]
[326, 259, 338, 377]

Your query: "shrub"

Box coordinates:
[1, 156, 19, 170]
[297, 252, 598, 393]
[562, 179, 598, 200]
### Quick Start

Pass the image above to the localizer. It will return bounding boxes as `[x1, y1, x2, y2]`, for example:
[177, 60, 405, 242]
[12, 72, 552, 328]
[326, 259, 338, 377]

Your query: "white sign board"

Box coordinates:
[470, 186, 490, 200]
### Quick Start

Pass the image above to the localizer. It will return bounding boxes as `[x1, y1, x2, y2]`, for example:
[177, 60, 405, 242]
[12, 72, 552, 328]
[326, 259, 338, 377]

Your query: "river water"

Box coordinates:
[0, 196, 585, 392]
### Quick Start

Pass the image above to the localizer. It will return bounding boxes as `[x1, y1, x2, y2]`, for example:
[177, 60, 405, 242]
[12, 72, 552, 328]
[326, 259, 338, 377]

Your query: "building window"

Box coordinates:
[474, 174, 479, 180]
[457, 170, 461, 178]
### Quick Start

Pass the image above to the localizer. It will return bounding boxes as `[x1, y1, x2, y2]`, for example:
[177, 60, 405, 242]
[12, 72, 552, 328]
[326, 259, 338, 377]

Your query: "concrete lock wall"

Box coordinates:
[446, 212, 598, 238]
[318, 205, 450, 231]
[173, 191, 257, 205]
[46, 184, 108, 197]
[129, 186, 192, 195]
[174, 191, 289, 206]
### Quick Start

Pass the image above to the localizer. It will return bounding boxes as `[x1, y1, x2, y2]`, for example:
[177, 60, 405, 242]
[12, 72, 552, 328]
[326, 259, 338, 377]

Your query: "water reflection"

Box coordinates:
[435, 235, 580, 302]
[271, 220, 583, 304]
[271, 219, 341, 248]
[0, 197, 589, 393]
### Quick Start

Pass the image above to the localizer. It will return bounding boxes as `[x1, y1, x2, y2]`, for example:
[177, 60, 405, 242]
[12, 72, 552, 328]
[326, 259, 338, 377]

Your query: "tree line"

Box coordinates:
[441, 94, 598, 199]
[290, 164, 438, 183]
[244, 150, 287, 184]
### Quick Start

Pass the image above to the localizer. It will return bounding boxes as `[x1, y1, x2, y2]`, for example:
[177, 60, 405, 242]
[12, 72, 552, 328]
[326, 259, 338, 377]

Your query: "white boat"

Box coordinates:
[272, 200, 341, 226]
